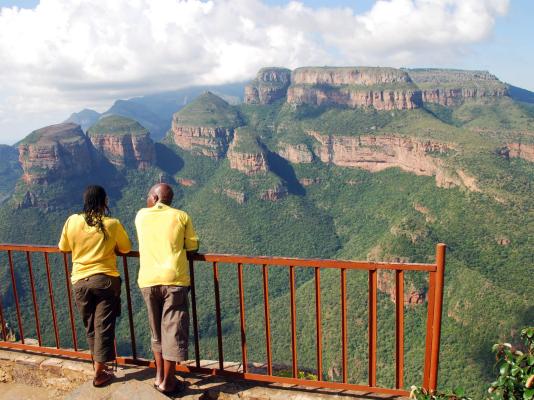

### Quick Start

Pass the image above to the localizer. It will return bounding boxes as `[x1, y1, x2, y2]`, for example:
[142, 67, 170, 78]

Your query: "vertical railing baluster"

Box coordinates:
[423, 270, 436, 389]
[341, 268, 348, 383]
[122, 256, 137, 359]
[368, 269, 377, 387]
[0, 281, 7, 341]
[429, 244, 446, 391]
[213, 262, 224, 370]
[289, 265, 298, 378]
[262, 264, 272, 376]
[44, 253, 60, 348]
[188, 257, 201, 368]
[237, 263, 248, 373]
[8, 250, 24, 343]
[315, 267, 322, 381]
[62, 253, 78, 351]
[26, 251, 42, 346]
[395, 269, 405, 389]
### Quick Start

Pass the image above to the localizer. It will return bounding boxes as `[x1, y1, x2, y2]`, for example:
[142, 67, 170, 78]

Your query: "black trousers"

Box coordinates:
[73, 274, 121, 363]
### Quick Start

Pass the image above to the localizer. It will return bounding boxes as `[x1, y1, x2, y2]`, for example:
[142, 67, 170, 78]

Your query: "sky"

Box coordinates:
[0, 0, 532, 144]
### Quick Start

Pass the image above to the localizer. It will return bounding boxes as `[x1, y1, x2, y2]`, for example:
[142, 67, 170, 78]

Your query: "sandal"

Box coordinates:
[155, 381, 185, 396]
[93, 369, 114, 387]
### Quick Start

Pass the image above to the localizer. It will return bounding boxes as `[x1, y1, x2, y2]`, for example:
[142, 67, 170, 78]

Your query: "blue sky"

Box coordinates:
[0, 0, 532, 143]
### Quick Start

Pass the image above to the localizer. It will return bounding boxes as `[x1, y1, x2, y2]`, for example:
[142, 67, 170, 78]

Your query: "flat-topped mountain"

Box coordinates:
[407, 68, 509, 105]
[170, 91, 241, 158]
[88, 115, 155, 169]
[18, 123, 94, 184]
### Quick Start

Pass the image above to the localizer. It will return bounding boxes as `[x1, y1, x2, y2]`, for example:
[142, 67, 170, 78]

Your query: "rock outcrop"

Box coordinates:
[170, 92, 239, 159]
[305, 132, 483, 191]
[227, 129, 269, 175]
[287, 67, 422, 110]
[244, 67, 292, 105]
[18, 123, 94, 184]
[308, 132, 449, 173]
[376, 269, 426, 306]
[260, 184, 288, 201]
[87, 115, 155, 169]
[277, 143, 313, 163]
[407, 68, 508, 105]
[508, 142, 534, 162]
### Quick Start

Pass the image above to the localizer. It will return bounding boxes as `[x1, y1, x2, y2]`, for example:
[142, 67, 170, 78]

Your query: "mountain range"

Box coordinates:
[0, 66, 532, 398]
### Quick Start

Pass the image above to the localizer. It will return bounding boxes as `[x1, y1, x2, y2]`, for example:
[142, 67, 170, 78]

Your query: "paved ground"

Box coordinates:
[0, 348, 409, 399]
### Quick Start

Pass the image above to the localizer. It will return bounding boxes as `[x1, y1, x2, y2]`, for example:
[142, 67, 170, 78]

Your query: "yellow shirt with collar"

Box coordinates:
[135, 202, 199, 288]
[58, 214, 132, 283]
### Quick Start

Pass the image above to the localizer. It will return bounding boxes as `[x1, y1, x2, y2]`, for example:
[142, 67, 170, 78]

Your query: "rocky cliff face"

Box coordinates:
[18, 123, 94, 184]
[88, 116, 155, 169]
[277, 143, 314, 163]
[308, 132, 449, 174]
[286, 67, 422, 110]
[170, 92, 239, 159]
[305, 132, 481, 190]
[244, 67, 292, 105]
[508, 142, 534, 162]
[171, 125, 233, 159]
[408, 69, 509, 105]
[227, 129, 269, 175]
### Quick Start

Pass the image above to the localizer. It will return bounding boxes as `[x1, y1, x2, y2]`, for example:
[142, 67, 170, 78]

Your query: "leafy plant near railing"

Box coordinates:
[410, 327, 534, 400]
[487, 327, 534, 400]
[409, 386, 472, 400]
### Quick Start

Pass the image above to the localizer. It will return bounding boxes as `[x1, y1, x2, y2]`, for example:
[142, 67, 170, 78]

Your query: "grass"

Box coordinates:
[87, 115, 149, 136]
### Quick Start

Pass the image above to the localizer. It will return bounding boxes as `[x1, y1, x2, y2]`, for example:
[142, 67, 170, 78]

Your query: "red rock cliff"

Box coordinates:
[18, 123, 94, 184]
[287, 67, 422, 110]
[227, 129, 269, 175]
[88, 116, 155, 169]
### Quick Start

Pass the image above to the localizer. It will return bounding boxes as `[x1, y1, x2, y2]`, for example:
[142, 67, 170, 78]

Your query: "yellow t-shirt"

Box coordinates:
[135, 203, 199, 288]
[58, 214, 132, 283]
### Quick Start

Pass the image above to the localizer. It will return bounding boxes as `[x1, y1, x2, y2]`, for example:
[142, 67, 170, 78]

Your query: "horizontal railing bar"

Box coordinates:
[0, 341, 409, 397]
[0, 244, 436, 271]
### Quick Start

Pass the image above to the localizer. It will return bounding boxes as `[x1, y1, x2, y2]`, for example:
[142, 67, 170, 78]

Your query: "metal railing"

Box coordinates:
[0, 243, 446, 397]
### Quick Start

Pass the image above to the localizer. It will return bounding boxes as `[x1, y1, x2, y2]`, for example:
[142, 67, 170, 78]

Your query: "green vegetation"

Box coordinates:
[173, 91, 242, 128]
[488, 327, 534, 400]
[0, 80, 533, 400]
[18, 123, 85, 145]
[87, 115, 148, 136]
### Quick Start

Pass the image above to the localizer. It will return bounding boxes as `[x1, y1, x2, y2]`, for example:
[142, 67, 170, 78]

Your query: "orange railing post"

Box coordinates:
[429, 243, 446, 391]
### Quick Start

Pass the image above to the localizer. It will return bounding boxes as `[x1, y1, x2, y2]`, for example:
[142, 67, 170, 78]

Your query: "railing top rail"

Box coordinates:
[0, 243, 436, 271]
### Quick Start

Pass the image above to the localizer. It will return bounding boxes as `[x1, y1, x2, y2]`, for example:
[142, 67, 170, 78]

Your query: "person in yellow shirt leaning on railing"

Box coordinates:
[58, 185, 132, 388]
[135, 183, 199, 396]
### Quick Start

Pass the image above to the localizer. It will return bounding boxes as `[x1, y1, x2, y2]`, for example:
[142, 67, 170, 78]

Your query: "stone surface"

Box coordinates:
[18, 123, 94, 185]
[244, 67, 291, 105]
[227, 130, 269, 175]
[287, 67, 422, 110]
[0, 350, 408, 399]
[508, 142, 534, 162]
[278, 143, 314, 163]
[88, 116, 156, 169]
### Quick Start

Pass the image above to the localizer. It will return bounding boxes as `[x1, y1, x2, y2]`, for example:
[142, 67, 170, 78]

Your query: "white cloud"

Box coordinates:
[0, 0, 509, 143]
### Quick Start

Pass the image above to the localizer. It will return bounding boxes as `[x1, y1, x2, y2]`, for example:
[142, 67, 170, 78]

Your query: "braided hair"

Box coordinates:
[82, 185, 110, 239]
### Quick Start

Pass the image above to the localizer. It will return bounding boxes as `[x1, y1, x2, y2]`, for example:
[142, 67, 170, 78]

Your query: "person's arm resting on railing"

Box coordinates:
[114, 221, 132, 254]
[58, 216, 71, 252]
[184, 214, 199, 254]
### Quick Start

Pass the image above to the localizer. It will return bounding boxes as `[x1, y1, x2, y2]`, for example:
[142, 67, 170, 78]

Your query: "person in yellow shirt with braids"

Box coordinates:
[58, 185, 131, 387]
[135, 183, 198, 396]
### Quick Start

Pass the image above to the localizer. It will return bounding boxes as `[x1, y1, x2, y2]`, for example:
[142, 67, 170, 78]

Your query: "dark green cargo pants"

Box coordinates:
[73, 274, 121, 363]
